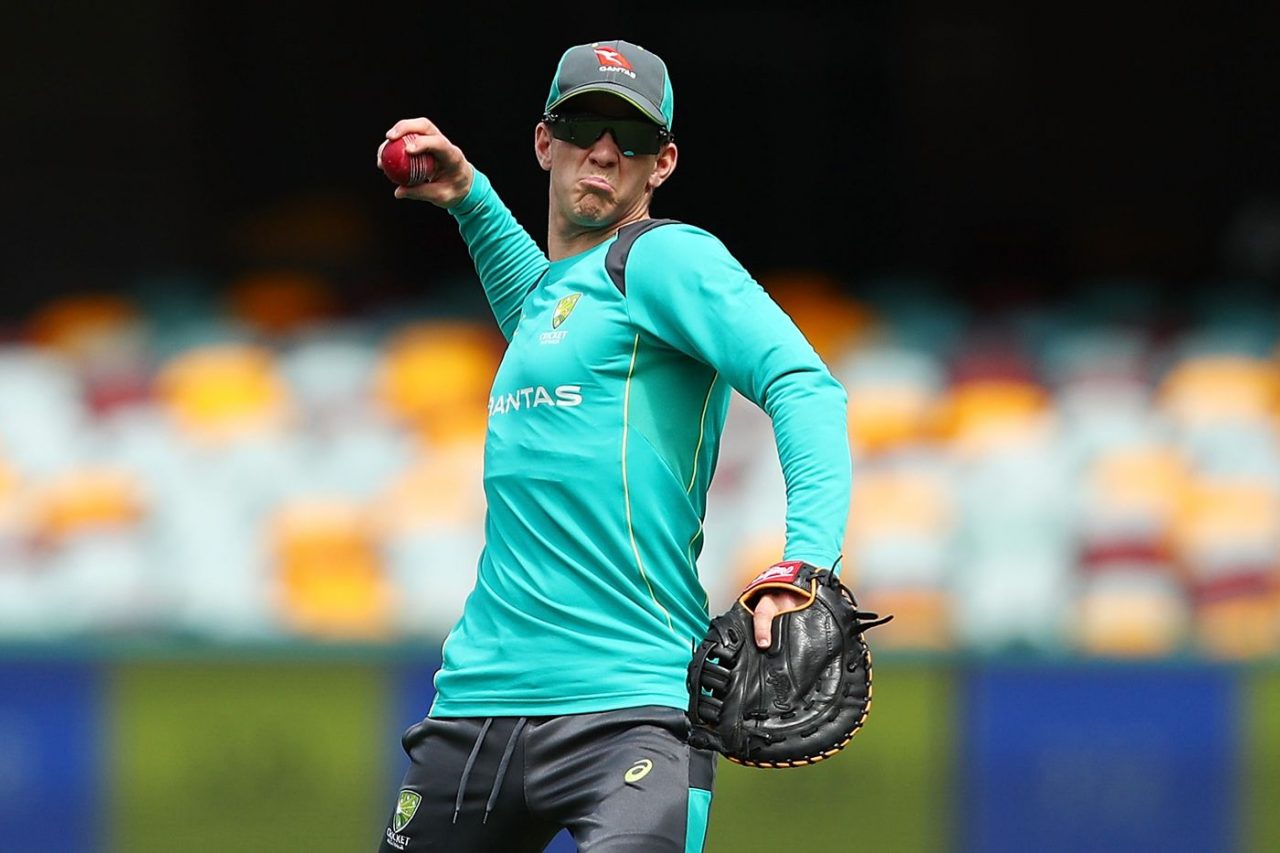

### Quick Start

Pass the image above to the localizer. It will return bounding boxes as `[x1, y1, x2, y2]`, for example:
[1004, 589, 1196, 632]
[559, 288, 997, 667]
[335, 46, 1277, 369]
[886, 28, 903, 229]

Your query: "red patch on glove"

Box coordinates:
[742, 561, 807, 597]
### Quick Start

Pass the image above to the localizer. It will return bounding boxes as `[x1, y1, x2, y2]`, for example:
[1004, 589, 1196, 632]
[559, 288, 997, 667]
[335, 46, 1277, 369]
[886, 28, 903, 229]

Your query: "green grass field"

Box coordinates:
[109, 662, 387, 852]
[707, 664, 954, 852]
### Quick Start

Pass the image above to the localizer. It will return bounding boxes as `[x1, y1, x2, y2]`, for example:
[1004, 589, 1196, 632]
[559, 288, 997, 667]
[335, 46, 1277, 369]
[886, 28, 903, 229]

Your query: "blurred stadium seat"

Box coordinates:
[374, 321, 503, 447]
[368, 442, 487, 633]
[271, 498, 391, 638]
[1076, 570, 1190, 656]
[279, 330, 379, 422]
[934, 378, 1053, 458]
[26, 294, 140, 357]
[758, 270, 877, 362]
[1158, 353, 1279, 428]
[0, 448, 17, 506]
[844, 452, 955, 650]
[838, 344, 944, 456]
[156, 343, 292, 442]
[0, 347, 92, 476]
[30, 467, 144, 542]
[227, 269, 337, 336]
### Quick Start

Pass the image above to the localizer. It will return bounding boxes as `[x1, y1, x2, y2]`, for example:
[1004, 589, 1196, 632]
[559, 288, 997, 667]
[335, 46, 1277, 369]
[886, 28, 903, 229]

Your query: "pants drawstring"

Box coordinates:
[453, 717, 493, 824]
[484, 717, 528, 824]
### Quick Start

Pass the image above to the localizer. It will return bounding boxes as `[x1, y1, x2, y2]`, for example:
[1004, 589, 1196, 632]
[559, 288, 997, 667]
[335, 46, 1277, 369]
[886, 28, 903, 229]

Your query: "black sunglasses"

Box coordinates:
[542, 112, 672, 157]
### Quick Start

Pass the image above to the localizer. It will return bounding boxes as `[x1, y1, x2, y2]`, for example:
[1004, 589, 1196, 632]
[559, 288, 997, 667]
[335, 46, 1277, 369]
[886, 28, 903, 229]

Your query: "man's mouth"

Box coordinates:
[580, 176, 613, 192]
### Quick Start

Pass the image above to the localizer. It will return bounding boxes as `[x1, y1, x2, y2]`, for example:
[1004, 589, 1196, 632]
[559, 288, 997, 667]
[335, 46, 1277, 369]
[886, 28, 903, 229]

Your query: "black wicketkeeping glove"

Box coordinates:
[686, 561, 892, 768]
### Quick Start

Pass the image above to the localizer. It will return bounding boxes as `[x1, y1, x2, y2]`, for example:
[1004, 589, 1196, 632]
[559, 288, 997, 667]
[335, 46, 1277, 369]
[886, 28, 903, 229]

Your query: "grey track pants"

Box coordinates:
[377, 705, 716, 853]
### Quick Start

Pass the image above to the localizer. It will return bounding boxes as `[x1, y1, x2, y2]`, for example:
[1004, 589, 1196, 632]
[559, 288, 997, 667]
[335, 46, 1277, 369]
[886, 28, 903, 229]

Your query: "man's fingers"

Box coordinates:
[749, 590, 807, 649]
[382, 125, 454, 162]
[753, 597, 778, 649]
[387, 117, 438, 140]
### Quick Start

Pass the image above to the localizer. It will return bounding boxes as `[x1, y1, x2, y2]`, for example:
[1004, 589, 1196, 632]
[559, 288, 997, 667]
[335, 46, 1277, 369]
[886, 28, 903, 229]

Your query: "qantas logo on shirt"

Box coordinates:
[488, 384, 583, 416]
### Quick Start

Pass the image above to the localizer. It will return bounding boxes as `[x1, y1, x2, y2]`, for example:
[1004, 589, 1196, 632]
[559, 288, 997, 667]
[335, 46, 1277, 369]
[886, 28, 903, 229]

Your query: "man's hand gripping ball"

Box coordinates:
[377, 118, 474, 208]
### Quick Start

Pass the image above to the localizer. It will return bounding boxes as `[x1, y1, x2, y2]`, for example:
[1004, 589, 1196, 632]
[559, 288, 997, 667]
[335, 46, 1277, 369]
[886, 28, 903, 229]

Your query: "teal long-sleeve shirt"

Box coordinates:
[429, 169, 851, 717]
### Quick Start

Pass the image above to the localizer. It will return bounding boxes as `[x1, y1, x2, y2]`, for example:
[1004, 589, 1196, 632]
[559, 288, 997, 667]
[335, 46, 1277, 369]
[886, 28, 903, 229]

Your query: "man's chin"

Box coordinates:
[568, 202, 616, 229]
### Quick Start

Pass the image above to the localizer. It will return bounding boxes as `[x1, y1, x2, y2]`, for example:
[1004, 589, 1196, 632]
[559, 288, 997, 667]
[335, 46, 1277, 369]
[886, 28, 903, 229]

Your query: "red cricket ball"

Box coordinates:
[380, 135, 435, 186]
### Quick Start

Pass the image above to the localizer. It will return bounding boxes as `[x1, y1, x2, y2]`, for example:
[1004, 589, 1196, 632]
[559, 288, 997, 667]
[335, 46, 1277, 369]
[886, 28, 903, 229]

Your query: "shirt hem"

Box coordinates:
[428, 689, 688, 719]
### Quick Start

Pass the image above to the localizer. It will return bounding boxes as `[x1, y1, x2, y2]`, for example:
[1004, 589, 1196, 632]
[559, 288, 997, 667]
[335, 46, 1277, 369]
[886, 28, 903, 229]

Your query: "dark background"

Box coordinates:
[2, 2, 1277, 320]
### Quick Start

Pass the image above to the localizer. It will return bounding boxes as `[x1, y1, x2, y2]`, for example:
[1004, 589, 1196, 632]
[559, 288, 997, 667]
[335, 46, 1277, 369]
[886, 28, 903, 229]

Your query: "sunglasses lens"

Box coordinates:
[549, 117, 664, 156]
[612, 124, 662, 156]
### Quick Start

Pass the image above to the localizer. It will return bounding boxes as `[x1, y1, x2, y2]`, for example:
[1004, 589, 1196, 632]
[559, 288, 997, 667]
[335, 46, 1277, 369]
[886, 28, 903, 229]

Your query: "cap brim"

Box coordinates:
[546, 83, 667, 128]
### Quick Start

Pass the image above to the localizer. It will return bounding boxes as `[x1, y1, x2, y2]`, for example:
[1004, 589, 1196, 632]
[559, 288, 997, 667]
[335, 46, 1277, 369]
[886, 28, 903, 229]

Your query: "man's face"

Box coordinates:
[535, 93, 677, 229]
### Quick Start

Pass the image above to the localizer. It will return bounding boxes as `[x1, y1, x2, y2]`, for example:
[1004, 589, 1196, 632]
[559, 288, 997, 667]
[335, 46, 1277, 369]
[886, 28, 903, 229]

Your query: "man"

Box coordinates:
[375, 39, 851, 853]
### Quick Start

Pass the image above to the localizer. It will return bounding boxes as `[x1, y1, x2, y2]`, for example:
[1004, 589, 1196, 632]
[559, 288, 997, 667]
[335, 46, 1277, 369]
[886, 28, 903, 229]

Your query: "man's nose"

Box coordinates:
[587, 130, 621, 164]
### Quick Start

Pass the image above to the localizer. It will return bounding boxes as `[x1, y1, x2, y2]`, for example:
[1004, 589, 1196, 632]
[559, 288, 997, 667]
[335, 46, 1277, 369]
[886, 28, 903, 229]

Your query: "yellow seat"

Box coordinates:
[156, 344, 290, 442]
[0, 453, 20, 536]
[1076, 577, 1188, 657]
[933, 379, 1051, 456]
[0, 453, 15, 502]
[31, 468, 144, 542]
[847, 386, 936, 456]
[1088, 446, 1188, 519]
[1159, 355, 1280, 427]
[1082, 446, 1189, 562]
[271, 498, 390, 639]
[375, 322, 503, 447]
[1174, 479, 1280, 567]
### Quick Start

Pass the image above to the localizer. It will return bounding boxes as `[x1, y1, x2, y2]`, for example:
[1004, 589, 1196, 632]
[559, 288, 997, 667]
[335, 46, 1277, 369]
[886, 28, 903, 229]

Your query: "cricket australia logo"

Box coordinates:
[552, 293, 582, 328]
[393, 790, 421, 832]
[542, 292, 582, 344]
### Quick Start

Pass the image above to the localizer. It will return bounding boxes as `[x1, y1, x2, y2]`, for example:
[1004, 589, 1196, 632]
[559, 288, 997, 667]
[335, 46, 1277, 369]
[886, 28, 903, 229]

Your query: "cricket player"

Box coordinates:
[374, 39, 850, 852]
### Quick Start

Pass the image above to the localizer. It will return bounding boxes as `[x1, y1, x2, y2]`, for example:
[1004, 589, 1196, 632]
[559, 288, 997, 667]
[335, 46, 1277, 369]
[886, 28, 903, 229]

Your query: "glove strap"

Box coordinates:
[741, 562, 896, 633]
[738, 560, 822, 608]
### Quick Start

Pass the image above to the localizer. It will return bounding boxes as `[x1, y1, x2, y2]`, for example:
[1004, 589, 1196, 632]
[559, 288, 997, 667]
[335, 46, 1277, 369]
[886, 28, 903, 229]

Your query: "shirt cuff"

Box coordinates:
[780, 552, 842, 572]
[447, 168, 492, 218]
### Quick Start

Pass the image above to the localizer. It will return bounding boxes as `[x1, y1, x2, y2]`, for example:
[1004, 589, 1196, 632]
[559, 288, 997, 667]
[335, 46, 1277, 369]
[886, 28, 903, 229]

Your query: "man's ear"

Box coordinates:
[534, 123, 553, 171]
[648, 141, 678, 190]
